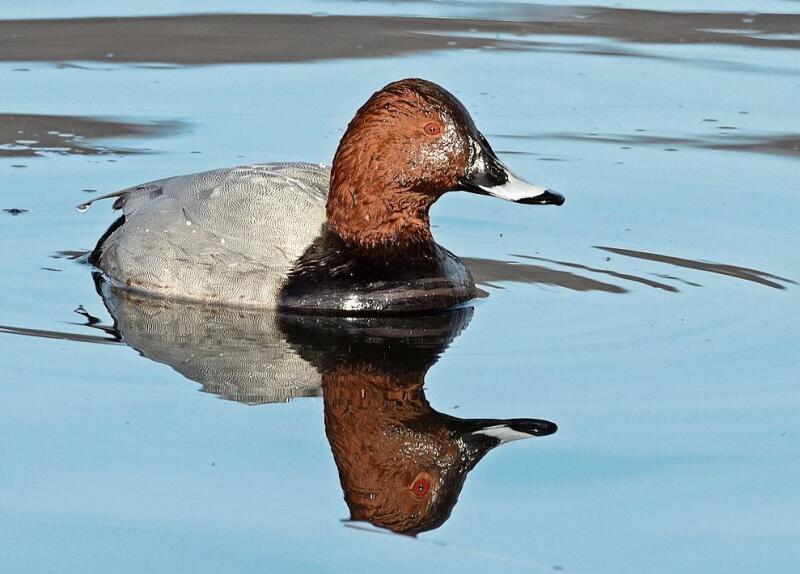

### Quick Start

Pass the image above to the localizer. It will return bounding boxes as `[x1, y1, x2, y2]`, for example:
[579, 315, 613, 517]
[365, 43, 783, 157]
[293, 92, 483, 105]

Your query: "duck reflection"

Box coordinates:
[324, 371, 555, 534]
[278, 312, 556, 535]
[89, 279, 557, 534]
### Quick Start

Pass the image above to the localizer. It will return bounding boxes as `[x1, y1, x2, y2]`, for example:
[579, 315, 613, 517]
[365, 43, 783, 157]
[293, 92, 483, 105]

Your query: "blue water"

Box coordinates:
[1, 2, 798, 572]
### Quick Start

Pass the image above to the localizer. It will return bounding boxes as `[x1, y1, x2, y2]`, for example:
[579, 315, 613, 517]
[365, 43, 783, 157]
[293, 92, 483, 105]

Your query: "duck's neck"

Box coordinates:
[326, 159, 436, 254]
[323, 364, 426, 409]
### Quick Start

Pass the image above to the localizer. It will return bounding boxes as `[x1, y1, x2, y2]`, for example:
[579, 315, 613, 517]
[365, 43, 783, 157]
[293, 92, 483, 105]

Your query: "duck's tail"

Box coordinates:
[87, 215, 125, 267]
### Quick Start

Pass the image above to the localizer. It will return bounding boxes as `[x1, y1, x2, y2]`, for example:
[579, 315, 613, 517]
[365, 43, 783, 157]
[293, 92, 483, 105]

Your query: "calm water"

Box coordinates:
[1, 1, 799, 572]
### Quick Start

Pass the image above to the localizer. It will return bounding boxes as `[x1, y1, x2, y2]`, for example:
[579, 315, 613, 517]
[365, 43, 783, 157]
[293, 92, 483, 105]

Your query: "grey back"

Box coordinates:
[96, 162, 330, 307]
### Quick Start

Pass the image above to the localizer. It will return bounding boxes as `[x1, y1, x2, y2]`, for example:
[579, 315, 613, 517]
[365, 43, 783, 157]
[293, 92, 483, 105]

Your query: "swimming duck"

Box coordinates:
[83, 78, 564, 314]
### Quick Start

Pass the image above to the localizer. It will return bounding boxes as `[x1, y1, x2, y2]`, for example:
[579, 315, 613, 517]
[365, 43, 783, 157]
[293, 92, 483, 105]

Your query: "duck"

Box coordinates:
[82, 78, 564, 314]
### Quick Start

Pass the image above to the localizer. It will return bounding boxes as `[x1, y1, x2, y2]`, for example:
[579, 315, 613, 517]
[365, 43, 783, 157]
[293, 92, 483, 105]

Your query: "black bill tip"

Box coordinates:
[515, 189, 565, 206]
[506, 418, 558, 437]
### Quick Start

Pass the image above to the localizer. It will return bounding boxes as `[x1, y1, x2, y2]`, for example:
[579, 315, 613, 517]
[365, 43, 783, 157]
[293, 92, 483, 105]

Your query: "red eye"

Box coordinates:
[423, 122, 442, 137]
[411, 476, 431, 498]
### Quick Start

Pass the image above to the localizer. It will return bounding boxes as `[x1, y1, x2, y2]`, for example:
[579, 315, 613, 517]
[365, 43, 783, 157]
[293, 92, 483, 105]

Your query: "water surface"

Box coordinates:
[1, 2, 798, 573]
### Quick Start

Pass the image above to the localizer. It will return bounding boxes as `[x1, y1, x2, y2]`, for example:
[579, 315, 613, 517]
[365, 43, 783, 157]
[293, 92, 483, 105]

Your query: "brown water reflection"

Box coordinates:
[0, 114, 181, 157]
[1, 8, 798, 66]
[463, 257, 628, 293]
[0, 323, 119, 345]
[596, 246, 796, 290]
[540, 132, 800, 160]
[466, 247, 794, 293]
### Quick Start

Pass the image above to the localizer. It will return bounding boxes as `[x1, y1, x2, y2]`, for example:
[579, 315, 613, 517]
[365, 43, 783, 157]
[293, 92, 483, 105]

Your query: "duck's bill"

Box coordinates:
[454, 417, 558, 464]
[476, 169, 565, 205]
[457, 135, 565, 206]
[458, 417, 558, 442]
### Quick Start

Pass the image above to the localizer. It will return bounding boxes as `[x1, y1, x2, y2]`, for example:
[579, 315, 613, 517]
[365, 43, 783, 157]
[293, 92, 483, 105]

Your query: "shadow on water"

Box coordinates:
[463, 256, 629, 293]
[0, 114, 183, 157]
[0, 323, 119, 345]
[595, 246, 797, 290]
[534, 132, 800, 160]
[467, 246, 794, 293]
[1, 8, 798, 68]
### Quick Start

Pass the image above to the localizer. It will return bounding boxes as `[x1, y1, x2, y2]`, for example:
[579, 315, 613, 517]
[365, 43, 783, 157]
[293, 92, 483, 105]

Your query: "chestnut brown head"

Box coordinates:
[327, 79, 564, 251]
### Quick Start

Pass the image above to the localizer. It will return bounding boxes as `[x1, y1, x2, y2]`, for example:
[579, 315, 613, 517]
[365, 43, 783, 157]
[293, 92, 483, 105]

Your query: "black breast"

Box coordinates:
[278, 226, 476, 315]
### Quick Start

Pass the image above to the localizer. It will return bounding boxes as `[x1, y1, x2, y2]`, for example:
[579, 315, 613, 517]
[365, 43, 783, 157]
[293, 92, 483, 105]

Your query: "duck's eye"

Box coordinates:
[411, 476, 431, 498]
[423, 122, 442, 137]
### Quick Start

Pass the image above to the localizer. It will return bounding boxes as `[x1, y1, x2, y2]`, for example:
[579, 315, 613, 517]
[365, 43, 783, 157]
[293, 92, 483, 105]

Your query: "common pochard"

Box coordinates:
[83, 78, 564, 313]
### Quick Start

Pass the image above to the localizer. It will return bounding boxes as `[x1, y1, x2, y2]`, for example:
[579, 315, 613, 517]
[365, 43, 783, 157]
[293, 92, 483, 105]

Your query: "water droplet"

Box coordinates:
[76, 203, 90, 213]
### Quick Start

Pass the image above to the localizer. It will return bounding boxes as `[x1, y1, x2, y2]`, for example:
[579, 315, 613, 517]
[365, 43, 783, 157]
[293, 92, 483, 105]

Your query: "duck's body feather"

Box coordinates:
[92, 162, 329, 307]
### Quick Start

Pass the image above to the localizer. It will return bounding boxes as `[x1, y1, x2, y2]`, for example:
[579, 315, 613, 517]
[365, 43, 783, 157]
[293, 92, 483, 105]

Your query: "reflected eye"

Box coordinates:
[423, 122, 442, 137]
[411, 476, 431, 498]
